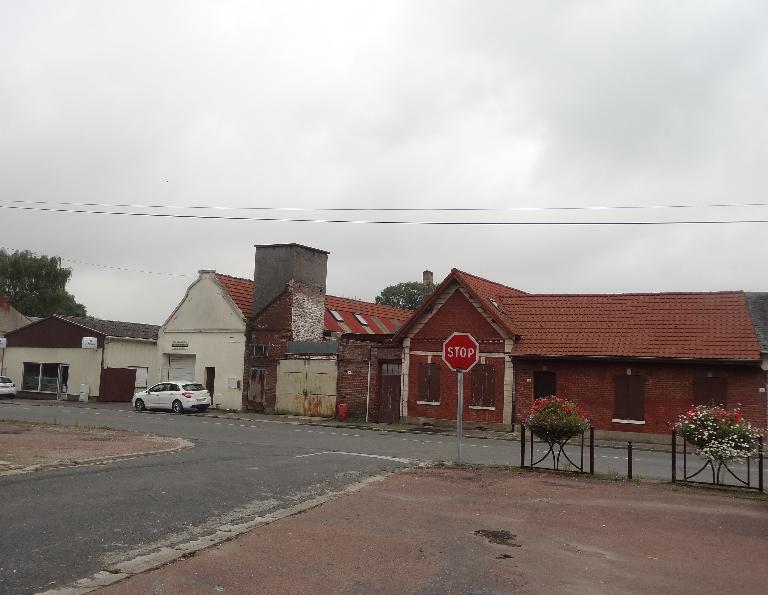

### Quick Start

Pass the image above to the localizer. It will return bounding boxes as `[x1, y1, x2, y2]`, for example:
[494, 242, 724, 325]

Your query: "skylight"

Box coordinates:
[489, 298, 503, 312]
[329, 309, 344, 322]
[353, 313, 368, 326]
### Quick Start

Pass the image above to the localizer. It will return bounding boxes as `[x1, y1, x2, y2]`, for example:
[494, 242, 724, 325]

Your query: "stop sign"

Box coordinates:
[442, 332, 480, 372]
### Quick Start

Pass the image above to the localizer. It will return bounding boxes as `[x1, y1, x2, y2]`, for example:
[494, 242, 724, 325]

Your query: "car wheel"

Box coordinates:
[172, 400, 184, 414]
[197, 405, 209, 412]
[134, 398, 146, 412]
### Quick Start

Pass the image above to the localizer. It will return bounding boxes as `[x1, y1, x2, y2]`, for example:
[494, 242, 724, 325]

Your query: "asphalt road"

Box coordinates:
[0, 400, 763, 594]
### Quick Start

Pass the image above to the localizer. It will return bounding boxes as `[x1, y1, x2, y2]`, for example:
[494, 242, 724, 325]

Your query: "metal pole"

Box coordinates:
[365, 347, 372, 423]
[520, 423, 526, 467]
[589, 427, 595, 475]
[759, 436, 764, 493]
[456, 369, 464, 464]
[627, 441, 633, 480]
[671, 430, 677, 483]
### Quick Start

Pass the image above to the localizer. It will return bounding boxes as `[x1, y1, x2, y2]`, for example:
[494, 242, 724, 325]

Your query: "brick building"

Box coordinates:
[393, 269, 767, 438]
[242, 244, 411, 415]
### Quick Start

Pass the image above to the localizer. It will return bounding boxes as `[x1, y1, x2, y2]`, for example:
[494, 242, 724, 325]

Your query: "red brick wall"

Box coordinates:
[243, 291, 294, 413]
[407, 354, 505, 423]
[336, 338, 402, 420]
[513, 359, 767, 433]
[407, 288, 507, 423]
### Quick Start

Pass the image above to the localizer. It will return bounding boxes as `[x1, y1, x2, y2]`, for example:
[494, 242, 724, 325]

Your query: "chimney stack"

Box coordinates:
[252, 244, 329, 319]
[422, 270, 435, 300]
[0, 296, 10, 311]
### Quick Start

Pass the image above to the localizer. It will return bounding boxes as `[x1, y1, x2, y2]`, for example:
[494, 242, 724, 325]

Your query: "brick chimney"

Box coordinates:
[0, 296, 10, 311]
[422, 270, 435, 300]
[251, 244, 330, 341]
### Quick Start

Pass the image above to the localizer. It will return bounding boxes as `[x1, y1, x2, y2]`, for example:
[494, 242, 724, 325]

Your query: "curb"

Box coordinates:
[0, 431, 193, 477]
[38, 470, 402, 595]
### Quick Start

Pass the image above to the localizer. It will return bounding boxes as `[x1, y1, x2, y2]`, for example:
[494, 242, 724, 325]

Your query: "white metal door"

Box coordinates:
[169, 355, 196, 382]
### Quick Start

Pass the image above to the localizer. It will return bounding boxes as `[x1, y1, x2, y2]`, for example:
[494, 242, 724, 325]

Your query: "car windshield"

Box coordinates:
[0, 376, 11, 383]
[182, 383, 205, 391]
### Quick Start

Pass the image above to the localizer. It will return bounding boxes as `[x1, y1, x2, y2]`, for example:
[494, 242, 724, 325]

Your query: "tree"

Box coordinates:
[375, 281, 424, 310]
[0, 249, 87, 317]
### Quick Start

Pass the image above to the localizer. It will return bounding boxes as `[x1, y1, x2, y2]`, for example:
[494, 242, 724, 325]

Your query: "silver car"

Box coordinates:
[0, 376, 16, 398]
[132, 381, 211, 413]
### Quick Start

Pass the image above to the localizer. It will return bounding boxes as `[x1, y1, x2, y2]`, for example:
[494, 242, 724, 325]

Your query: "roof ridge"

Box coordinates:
[326, 294, 412, 316]
[451, 268, 527, 295]
[214, 272, 253, 283]
[62, 315, 159, 328]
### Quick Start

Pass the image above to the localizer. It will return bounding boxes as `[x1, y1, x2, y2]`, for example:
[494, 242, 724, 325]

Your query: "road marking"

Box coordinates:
[295, 451, 410, 463]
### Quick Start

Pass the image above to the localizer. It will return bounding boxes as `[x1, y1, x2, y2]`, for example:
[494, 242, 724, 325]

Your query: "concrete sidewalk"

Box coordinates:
[94, 468, 768, 595]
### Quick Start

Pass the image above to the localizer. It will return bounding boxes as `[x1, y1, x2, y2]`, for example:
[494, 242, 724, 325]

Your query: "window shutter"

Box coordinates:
[628, 376, 645, 421]
[692, 377, 708, 406]
[485, 364, 496, 407]
[418, 363, 429, 401]
[534, 371, 556, 399]
[470, 366, 483, 406]
[613, 376, 629, 419]
[711, 378, 727, 406]
[429, 363, 441, 403]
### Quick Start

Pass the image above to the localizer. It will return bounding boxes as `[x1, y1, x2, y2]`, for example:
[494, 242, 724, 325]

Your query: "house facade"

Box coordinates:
[3, 315, 158, 401]
[392, 269, 767, 437]
[156, 270, 250, 410]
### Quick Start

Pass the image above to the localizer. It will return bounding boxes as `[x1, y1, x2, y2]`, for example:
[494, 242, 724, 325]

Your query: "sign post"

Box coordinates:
[442, 332, 480, 464]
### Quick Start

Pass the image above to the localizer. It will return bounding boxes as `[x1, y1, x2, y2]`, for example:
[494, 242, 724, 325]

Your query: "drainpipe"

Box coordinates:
[365, 346, 372, 423]
[510, 354, 517, 432]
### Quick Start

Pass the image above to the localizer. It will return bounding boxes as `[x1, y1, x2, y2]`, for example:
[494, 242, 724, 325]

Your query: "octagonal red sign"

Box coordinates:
[442, 332, 480, 372]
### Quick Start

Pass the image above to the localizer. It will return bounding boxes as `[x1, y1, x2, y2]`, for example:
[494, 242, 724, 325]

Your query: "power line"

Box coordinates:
[5, 198, 768, 213]
[0, 245, 194, 278]
[2, 202, 768, 225]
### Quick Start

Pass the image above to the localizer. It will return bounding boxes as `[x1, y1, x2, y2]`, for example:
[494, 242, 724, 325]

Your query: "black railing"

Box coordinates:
[520, 424, 595, 474]
[672, 430, 764, 492]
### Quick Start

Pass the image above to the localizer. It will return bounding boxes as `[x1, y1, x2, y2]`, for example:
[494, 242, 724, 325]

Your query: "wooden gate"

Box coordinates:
[275, 358, 337, 417]
[99, 368, 137, 402]
[378, 362, 401, 424]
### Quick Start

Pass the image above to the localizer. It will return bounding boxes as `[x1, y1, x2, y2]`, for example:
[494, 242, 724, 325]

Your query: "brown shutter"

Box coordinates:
[628, 376, 645, 421]
[470, 365, 483, 406]
[418, 363, 429, 401]
[711, 378, 727, 406]
[534, 371, 556, 399]
[484, 364, 496, 407]
[429, 363, 441, 403]
[692, 377, 707, 406]
[613, 376, 629, 419]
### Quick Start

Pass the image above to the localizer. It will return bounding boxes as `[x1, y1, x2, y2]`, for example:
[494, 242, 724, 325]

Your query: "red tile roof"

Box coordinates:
[215, 274, 254, 318]
[324, 295, 412, 334]
[215, 274, 411, 335]
[500, 292, 760, 361]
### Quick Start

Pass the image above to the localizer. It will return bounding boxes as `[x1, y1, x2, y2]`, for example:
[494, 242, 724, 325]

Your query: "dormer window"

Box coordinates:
[329, 309, 344, 322]
[353, 313, 368, 326]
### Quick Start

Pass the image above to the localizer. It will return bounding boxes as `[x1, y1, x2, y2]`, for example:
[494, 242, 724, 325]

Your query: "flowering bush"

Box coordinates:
[525, 396, 589, 444]
[676, 405, 760, 464]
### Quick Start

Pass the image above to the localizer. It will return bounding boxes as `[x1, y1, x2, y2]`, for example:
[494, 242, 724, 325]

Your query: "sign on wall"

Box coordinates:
[81, 337, 98, 349]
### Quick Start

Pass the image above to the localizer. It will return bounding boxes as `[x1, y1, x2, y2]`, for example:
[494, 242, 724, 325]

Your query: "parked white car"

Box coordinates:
[0, 376, 16, 398]
[132, 381, 211, 413]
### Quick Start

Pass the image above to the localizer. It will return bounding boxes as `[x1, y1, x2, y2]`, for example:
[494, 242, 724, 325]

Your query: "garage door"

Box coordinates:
[169, 354, 196, 382]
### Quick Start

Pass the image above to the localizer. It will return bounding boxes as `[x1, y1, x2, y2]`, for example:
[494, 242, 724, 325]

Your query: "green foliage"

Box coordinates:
[0, 249, 87, 317]
[374, 281, 424, 310]
[525, 396, 589, 445]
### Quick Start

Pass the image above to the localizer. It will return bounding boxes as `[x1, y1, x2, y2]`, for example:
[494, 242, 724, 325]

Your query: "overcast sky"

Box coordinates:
[2, 1, 768, 324]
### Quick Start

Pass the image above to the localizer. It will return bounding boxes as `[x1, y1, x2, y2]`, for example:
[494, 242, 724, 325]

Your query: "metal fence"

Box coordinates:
[671, 430, 764, 492]
[519, 424, 595, 474]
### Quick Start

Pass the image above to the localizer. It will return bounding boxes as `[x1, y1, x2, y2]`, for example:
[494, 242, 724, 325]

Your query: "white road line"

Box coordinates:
[295, 451, 410, 463]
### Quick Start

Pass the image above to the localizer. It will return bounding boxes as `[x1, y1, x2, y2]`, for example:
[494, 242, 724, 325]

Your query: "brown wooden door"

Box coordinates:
[205, 367, 215, 404]
[379, 362, 402, 424]
[99, 368, 137, 402]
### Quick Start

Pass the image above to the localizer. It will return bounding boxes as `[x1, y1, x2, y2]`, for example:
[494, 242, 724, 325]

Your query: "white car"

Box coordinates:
[0, 376, 16, 398]
[132, 381, 211, 414]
